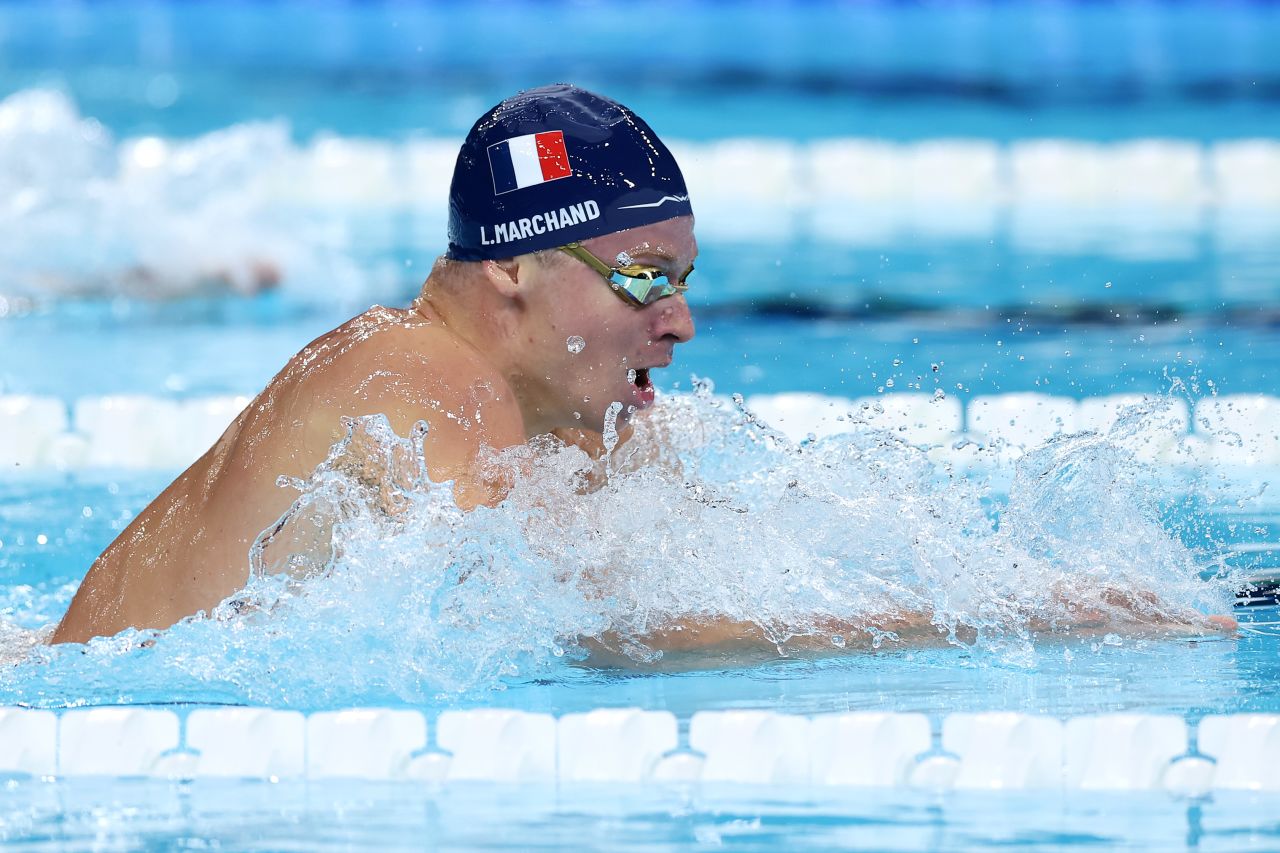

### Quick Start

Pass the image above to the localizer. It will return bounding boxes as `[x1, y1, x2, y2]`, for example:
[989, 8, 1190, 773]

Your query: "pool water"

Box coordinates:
[3, 0, 1280, 849]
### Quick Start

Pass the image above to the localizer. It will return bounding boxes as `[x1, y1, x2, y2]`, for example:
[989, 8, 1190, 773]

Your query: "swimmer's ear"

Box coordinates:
[481, 257, 525, 301]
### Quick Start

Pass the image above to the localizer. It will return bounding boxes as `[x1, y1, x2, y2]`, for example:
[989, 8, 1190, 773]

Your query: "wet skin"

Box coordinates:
[51, 217, 698, 644]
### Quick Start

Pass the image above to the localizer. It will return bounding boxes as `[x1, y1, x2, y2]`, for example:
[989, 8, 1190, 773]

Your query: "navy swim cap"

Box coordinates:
[446, 84, 693, 261]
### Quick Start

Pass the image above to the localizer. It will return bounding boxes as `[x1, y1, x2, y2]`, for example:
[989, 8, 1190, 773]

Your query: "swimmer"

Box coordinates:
[53, 85, 697, 643]
[50, 85, 1234, 648]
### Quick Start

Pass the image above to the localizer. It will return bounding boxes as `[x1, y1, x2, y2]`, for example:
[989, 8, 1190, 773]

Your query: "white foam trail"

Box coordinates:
[0, 89, 378, 304]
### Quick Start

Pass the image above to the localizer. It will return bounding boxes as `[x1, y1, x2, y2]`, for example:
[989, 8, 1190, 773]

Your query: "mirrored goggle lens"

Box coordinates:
[609, 268, 689, 306]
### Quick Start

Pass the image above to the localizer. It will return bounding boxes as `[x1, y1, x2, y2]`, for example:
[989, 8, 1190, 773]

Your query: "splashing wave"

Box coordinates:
[5, 387, 1230, 706]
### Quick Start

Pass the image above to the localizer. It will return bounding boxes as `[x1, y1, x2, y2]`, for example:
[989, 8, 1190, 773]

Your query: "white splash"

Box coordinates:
[0, 88, 379, 306]
[3, 388, 1233, 705]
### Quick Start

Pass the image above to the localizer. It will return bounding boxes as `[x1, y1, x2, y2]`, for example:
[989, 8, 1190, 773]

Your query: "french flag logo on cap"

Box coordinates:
[487, 131, 573, 195]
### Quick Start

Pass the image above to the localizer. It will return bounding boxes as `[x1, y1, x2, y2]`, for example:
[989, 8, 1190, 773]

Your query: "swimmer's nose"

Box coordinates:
[650, 293, 695, 343]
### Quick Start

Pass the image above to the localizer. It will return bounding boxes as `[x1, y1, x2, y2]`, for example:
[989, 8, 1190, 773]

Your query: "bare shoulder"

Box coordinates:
[238, 305, 525, 507]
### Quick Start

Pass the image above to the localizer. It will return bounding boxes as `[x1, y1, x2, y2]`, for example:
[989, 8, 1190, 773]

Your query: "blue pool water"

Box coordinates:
[3, 0, 1280, 849]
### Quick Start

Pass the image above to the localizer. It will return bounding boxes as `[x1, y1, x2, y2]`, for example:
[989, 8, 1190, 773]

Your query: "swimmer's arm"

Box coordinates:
[581, 605, 1236, 669]
[581, 613, 956, 668]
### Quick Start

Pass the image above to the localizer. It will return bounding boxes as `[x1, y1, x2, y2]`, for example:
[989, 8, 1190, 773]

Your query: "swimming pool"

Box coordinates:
[3, 0, 1280, 849]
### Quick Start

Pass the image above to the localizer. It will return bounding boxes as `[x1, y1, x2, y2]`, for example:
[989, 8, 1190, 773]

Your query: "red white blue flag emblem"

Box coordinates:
[487, 131, 573, 195]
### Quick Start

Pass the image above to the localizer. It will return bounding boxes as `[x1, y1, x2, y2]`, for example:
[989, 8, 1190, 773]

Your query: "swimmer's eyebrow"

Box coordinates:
[623, 246, 676, 263]
[625, 247, 696, 273]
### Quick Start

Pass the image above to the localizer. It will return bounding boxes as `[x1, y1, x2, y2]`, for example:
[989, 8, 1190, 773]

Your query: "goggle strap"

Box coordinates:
[558, 243, 615, 279]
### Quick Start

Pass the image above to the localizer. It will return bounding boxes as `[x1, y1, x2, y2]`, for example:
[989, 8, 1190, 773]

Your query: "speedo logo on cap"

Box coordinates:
[487, 131, 572, 195]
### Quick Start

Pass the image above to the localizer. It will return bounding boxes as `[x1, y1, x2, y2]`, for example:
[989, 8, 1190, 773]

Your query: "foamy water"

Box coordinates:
[0, 88, 377, 306]
[2, 387, 1234, 707]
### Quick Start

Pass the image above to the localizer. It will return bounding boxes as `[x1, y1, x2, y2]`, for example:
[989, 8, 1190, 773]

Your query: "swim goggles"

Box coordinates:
[557, 242, 693, 307]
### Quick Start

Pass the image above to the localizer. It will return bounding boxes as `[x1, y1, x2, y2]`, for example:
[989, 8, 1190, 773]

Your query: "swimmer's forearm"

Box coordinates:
[581, 606, 1237, 669]
[582, 612, 956, 667]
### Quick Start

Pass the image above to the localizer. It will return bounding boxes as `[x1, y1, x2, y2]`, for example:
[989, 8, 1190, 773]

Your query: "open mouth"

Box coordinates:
[631, 368, 652, 390]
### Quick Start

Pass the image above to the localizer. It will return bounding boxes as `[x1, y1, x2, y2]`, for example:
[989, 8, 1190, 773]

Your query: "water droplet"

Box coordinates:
[830, 635, 846, 648]
[885, 378, 895, 388]
[602, 402, 624, 454]
[573, 411, 581, 420]
[933, 388, 946, 401]
[566, 336, 586, 354]
[931, 363, 940, 372]
[36, 534, 48, 545]
[626, 368, 637, 384]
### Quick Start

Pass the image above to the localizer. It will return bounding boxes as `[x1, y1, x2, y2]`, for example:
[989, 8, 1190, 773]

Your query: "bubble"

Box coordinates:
[627, 369, 637, 384]
[566, 336, 586, 354]
[145, 74, 180, 109]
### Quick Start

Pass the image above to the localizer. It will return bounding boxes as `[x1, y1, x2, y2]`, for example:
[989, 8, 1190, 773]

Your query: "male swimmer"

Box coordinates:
[51, 85, 1233, 648]
[53, 85, 697, 643]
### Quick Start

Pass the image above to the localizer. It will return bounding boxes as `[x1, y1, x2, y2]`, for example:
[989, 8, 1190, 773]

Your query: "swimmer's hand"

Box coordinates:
[1034, 582, 1237, 638]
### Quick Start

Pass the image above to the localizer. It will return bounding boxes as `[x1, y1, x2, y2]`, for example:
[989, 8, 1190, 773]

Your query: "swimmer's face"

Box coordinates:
[520, 215, 697, 433]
